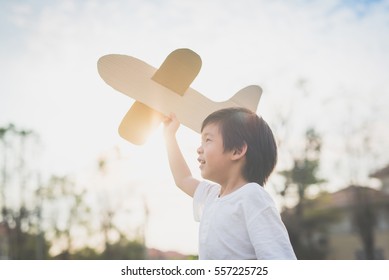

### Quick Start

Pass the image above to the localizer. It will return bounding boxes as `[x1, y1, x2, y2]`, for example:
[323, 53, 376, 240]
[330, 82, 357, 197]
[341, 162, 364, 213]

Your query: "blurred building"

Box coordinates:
[321, 185, 389, 259]
[147, 248, 191, 260]
[371, 164, 389, 195]
[282, 164, 389, 260]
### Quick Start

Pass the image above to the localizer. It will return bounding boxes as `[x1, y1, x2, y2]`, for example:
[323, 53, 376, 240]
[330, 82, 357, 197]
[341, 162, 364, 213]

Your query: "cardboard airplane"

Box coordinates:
[97, 48, 262, 145]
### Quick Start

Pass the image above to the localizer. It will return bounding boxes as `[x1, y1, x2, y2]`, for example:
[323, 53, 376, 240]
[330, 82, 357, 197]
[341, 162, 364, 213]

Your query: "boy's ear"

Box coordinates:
[231, 143, 247, 160]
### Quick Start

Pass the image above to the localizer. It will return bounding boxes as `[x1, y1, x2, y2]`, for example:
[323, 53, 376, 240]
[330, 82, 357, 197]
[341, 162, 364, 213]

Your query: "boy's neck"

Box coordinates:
[218, 177, 248, 197]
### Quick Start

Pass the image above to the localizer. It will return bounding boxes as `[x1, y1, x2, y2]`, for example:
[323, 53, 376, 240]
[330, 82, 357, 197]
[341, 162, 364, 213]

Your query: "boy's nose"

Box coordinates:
[197, 145, 203, 154]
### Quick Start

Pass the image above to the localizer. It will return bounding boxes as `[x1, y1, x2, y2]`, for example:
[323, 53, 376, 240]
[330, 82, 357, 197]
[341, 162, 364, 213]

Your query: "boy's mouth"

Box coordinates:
[198, 158, 206, 166]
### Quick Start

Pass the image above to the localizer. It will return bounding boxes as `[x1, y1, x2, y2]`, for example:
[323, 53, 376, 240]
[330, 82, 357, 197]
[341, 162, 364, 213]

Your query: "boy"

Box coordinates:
[163, 107, 296, 260]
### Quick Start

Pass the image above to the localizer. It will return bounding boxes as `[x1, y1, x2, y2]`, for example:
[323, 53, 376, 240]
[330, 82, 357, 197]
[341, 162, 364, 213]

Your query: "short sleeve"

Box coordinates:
[243, 186, 297, 259]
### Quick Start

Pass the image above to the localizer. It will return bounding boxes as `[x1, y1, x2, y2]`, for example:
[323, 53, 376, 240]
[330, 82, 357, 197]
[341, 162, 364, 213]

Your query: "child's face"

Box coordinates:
[197, 123, 232, 184]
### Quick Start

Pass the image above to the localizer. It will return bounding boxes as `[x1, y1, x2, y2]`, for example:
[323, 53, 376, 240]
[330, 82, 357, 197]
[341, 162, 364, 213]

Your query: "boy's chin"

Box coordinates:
[200, 171, 210, 180]
[201, 172, 217, 184]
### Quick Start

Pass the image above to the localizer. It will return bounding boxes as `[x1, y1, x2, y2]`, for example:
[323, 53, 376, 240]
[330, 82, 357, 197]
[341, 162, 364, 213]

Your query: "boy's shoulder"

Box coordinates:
[239, 183, 276, 207]
[240, 182, 266, 194]
[196, 181, 275, 208]
[194, 180, 221, 200]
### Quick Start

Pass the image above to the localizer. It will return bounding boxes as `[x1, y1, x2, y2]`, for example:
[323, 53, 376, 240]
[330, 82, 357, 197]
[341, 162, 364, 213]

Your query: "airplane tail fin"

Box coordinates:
[229, 85, 262, 112]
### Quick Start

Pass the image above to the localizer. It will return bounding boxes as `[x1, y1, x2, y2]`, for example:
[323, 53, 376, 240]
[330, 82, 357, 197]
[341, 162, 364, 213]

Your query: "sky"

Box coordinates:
[1, 0, 389, 255]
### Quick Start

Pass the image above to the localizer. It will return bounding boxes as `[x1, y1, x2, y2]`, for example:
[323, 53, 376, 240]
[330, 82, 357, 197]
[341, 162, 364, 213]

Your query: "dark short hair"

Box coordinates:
[201, 107, 277, 186]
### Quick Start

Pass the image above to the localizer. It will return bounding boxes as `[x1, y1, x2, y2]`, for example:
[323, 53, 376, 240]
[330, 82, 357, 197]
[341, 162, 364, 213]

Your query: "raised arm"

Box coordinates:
[163, 113, 200, 197]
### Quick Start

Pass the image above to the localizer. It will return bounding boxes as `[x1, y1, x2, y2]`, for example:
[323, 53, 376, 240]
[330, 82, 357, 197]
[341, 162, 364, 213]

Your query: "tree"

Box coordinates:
[0, 124, 151, 259]
[279, 128, 330, 259]
[351, 186, 377, 259]
[41, 175, 92, 259]
[0, 124, 49, 259]
[280, 128, 325, 211]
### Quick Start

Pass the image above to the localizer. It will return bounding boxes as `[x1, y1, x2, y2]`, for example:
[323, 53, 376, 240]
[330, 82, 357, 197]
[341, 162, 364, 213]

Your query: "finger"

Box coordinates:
[169, 113, 177, 122]
[162, 114, 172, 124]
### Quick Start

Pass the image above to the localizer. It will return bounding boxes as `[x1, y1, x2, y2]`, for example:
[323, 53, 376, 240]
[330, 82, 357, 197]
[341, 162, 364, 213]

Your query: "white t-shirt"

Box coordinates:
[193, 181, 297, 260]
